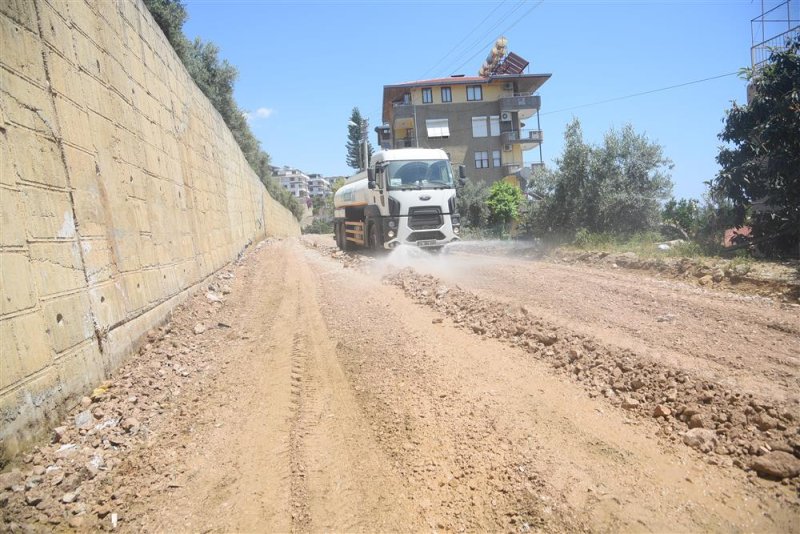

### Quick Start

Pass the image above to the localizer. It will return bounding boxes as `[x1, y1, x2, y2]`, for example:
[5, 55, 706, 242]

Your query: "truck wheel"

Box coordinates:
[340, 223, 350, 251]
[370, 222, 383, 252]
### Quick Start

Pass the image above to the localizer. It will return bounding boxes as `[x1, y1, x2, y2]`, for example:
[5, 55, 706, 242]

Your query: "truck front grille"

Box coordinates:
[407, 231, 446, 242]
[408, 207, 443, 230]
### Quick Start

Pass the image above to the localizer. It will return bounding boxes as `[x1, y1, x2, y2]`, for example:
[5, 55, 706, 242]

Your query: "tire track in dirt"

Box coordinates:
[289, 331, 311, 532]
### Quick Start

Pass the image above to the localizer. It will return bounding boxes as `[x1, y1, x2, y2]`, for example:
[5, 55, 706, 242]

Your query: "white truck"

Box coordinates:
[333, 148, 463, 251]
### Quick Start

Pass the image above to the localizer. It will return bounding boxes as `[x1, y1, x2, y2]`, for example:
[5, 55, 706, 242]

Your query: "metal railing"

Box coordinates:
[751, 0, 799, 69]
[502, 129, 543, 144]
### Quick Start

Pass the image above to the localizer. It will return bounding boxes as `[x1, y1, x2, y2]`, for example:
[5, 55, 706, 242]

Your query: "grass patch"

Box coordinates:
[568, 230, 711, 259]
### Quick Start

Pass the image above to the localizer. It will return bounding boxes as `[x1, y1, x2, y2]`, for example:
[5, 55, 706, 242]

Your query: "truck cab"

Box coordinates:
[333, 148, 462, 251]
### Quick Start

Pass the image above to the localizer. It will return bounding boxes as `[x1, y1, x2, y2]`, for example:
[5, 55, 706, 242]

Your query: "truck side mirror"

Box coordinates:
[368, 181, 376, 190]
[367, 168, 377, 189]
[458, 165, 467, 179]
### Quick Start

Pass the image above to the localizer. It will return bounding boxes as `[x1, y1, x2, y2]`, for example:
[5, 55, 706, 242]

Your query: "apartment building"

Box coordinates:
[307, 174, 332, 198]
[380, 71, 550, 184]
[271, 166, 310, 199]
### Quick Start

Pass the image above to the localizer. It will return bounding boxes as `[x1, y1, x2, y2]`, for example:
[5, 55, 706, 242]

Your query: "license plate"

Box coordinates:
[416, 240, 437, 247]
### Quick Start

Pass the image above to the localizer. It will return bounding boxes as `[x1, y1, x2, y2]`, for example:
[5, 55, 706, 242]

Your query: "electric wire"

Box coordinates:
[448, 0, 545, 75]
[542, 71, 739, 115]
[419, 0, 510, 79]
[439, 0, 530, 76]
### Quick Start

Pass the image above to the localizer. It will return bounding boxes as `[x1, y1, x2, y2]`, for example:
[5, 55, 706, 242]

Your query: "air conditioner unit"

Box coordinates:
[503, 144, 512, 152]
[500, 111, 512, 122]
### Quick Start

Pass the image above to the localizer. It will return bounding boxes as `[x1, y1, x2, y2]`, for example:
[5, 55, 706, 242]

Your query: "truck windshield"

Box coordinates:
[384, 160, 454, 190]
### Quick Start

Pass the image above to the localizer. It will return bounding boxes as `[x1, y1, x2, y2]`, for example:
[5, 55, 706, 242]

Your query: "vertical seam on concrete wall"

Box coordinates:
[31, 0, 104, 357]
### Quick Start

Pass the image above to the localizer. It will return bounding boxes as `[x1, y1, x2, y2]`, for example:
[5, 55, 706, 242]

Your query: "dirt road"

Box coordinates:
[2, 237, 798, 532]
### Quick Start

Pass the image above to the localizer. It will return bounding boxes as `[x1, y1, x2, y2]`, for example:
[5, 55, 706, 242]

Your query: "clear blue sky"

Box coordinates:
[182, 0, 764, 201]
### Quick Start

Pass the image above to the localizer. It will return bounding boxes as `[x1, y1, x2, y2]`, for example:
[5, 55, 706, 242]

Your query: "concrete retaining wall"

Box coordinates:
[0, 0, 299, 461]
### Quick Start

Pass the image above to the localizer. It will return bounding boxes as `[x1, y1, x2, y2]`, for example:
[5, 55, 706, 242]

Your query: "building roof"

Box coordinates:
[382, 73, 551, 122]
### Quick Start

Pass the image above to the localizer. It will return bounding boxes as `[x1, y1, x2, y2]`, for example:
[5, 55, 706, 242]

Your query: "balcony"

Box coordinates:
[499, 94, 541, 119]
[392, 103, 414, 120]
[393, 133, 417, 149]
[391, 103, 415, 131]
[502, 161, 524, 175]
[502, 129, 543, 150]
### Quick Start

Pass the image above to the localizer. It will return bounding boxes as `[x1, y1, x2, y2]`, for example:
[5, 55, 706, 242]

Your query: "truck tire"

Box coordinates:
[340, 223, 350, 251]
[369, 221, 383, 252]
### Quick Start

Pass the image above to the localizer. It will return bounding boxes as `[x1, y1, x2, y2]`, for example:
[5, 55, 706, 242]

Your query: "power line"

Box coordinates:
[439, 0, 529, 75]
[542, 71, 739, 115]
[420, 0, 510, 79]
[448, 0, 545, 74]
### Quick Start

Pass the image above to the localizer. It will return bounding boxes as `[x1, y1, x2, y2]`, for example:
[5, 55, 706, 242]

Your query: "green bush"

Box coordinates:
[302, 219, 333, 235]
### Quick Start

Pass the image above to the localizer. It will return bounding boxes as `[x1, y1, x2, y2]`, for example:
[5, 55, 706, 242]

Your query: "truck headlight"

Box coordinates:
[388, 230, 395, 238]
[453, 226, 460, 234]
[388, 219, 397, 229]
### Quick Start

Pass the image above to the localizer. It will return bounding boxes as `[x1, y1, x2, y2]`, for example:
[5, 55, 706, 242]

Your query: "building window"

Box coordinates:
[467, 85, 482, 101]
[422, 87, 433, 104]
[472, 116, 488, 137]
[492, 150, 501, 167]
[474, 151, 489, 169]
[489, 116, 500, 136]
[441, 87, 452, 103]
[426, 118, 450, 138]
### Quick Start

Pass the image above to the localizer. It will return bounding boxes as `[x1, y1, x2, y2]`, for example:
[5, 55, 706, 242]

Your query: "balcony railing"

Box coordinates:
[502, 129, 543, 146]
[499, 94, 541, 113]
[391, 103, 414, 120]
[502, 162, 524, 175]
[393, 134, 416, 148]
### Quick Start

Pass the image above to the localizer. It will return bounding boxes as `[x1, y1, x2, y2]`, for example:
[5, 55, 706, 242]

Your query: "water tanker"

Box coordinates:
[333, 148, 463, 251]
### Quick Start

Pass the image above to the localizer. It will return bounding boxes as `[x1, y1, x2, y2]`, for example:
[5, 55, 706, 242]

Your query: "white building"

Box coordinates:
[272, 166, 310, 199]
[308, 174, 332, 198]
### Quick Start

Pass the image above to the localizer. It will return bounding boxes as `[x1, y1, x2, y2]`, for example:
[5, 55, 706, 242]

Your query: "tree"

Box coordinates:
[549, 119, 591, 231]
[456, 179, 491, 228]
[589, 124, 673, 234]
[527, 119, 673, 238]
[346, 107, 373, 171]
[713, 36, 800, 257]
[662, 197, 701, 237]
[143, 0, 189, 60]
[486, 181, 523, 231]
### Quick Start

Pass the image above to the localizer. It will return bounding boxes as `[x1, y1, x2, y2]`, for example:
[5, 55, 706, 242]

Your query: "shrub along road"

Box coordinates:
[1, 237, 798, 532]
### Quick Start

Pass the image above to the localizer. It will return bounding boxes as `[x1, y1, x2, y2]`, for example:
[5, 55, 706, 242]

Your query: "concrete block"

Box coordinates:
[0, 365, 60, 459]
[81, 238, 115, 285]
[47, 50, 85, 107]
[0, 311, 53, 390]
[88, 278, 126, 331]
[40, 291, 95, 354]
[5, 126, 67, 189]
[120, 271, 147, 314]
[53, 95, 93, 151]
[54, 340, 105, 404]
[37, 0, 75, 62]
[29, 241, 86, 297]
[115, 230, 143, 272]
[0, 135, 17, 187]
[0, 15, 46, 84]
[0, 69, 59, 136]
[20, 186, 74, 240]
[0, 252, 37, 315]
[0, 0, 37, 32]
[69, 24, 106, 85]
[0, 187, 27, 247]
